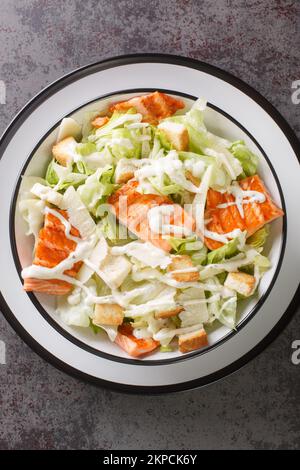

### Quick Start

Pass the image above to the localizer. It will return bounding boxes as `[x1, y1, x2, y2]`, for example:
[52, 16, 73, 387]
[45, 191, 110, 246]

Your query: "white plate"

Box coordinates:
[0, 55, 299, 393]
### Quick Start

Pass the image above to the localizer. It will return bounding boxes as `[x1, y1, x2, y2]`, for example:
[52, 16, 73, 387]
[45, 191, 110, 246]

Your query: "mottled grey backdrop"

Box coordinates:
[0, 0, 299, 450]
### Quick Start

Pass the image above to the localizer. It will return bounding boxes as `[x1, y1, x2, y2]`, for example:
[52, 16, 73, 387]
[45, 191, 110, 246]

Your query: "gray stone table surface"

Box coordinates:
[0, 0, 299, 450]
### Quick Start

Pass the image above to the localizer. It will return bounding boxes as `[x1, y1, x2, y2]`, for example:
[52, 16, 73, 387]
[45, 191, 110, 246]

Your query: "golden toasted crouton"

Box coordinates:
[91, 116, 109, 128]
[158, 121, 189, 151]
[178, 328, 208, 353]
[114, 160, 136, 184]
[185, 170, 200, 187]
[52, 136, 77, 167]
[93, 303, 124, 326]
[167, 255, 199, 282]
[224, 271, 255, 297]
[155, 306, 184, 319]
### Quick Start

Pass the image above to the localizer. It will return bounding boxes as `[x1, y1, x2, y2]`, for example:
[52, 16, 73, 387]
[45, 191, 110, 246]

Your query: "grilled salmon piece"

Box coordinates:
[205, 175, 284, 250]
[108, 179, 196, 252]
[91, 116, 109, 128]
[24, 210, 82, 295]
[109, 91, 185, 125]
[115, 324, 159, 357]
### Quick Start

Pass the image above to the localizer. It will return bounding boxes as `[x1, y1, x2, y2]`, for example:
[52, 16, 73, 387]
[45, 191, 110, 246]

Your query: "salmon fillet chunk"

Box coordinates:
[24, 210, 82, 295]
[109, 91, 185, 125]
[205, 175, 284, 250]
[108, 179, 196, 252]
[115, 324, 159, 357]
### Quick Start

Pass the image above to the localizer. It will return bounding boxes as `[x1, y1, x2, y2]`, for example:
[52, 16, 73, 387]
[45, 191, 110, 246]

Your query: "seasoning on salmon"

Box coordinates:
[108, 179, 196, 252]
[204, 175, 284, 250]
[109, 91, 185, 125]
[115, 324, 159, 357]
[24, 210, 82, 295]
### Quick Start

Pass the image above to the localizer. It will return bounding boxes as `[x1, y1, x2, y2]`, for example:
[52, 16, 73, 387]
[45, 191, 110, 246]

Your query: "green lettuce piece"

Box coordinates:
[206, 237, 240, 264]
[179, 151, 231, 188]
[45, 159, 59, 186]
[93, 108, 137, 136]
[89, 319, 103, 334]
[77, 165, 116, 216]
[156, 128, 172, 151]
[229, 140, 259, 177]
[218, 296, 237, 330]
[254, 253, 271, 272]
[247, 225, 269, 248]
[160, 345, 173, 352]
[148, 175, 184, 196]
[168, 236, 204, 254]
[45, 159, 87, 190]
[76, 142, 97, 156]
[95, 127, 142, 160]
[98, 213, 133, 245]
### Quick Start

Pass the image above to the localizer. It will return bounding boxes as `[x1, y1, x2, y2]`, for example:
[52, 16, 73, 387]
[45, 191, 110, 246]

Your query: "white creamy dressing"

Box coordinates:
[191, 165, 213, 238]
[216, 182, 266, 218]
[167, 266, 199, 275]
[199, 249, 258, 280]
[204, 228, 242, 244]
[134, 151, 203, 194]
[30, 183, 63, 207]
[147, 205, 193, 237]
[111, 241, 171, 269]
[183, 159, 205, 178]
[126, 122, 150, 129]
[44, 207, 81, 243]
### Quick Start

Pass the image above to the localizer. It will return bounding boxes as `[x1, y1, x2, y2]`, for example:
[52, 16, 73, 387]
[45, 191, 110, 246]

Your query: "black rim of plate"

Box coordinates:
[9, 88, 287, 367]
[0, 54, 299, 394]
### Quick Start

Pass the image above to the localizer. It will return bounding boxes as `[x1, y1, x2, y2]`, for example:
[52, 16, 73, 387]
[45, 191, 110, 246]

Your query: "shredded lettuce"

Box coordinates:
[217, 295, 237, 330]
[167, 235, 204, 254]
[247, 225, 269, 248]
[229, 140, 259, 177]
[19, 198, 45, 240]
[206, 237, 241, 264]
[46, 159, 87, 190]
[77, 165, 116, 217]
[57, 280, 97, 327]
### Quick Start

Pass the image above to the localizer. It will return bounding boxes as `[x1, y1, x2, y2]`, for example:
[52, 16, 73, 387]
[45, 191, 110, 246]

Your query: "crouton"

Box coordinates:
[93, 303, 124, 326]
[154, 306, 184, 319]
[224, 271, 256, 297]
[185, 170, 200, 187]
[52, 136, 77, 167]
[91, 116, 109, 128]
[158, 121, 189, 151]
[114, 160, 136, 184]
[167, 255, 199, 282]
[178, 328, 208, 353]
[56, 117, 81, 143]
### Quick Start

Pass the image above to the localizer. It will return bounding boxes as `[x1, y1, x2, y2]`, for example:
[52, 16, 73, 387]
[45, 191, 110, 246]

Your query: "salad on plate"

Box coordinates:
[19, 91, 284, 357]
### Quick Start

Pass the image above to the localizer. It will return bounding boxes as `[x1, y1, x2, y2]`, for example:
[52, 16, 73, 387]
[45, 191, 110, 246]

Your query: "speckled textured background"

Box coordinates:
[0, 0, 299, 450]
